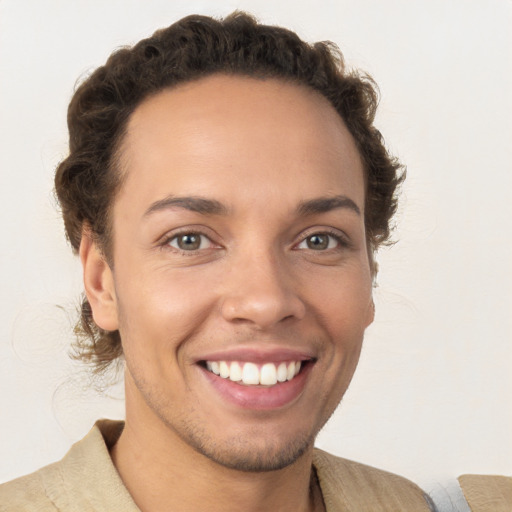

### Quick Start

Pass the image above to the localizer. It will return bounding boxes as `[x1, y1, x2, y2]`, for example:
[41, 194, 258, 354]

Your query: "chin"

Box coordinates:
[169, 415, 317, 473]
[192, 431, 315, 473]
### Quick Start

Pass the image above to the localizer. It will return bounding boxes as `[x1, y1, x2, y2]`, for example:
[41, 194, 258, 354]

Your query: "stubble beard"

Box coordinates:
[137, 376, 328, 473]
[172, 415, 317, 472]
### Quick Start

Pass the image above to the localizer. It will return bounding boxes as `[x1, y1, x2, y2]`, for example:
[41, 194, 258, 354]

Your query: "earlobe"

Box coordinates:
[79, 230, 119, 331]
[366, 298, 375, 327]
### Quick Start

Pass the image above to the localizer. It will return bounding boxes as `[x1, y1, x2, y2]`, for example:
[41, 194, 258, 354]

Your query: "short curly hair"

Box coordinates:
[54, 11, 404, 374]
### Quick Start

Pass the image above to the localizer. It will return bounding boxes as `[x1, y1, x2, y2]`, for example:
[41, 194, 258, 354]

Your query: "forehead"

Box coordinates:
[116, 74, 365, 214]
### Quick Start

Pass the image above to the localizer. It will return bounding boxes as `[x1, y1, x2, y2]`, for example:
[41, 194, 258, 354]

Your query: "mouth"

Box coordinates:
[202, 359, 306, 387]
[196, 356, 315, 410]
[195, 348, 316, 410]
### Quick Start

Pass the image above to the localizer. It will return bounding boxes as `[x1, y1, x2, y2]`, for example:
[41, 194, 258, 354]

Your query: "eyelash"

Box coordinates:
[159, 228, 350, 254]
[160, 230, 218, 254]
[295, 229, 351, 252]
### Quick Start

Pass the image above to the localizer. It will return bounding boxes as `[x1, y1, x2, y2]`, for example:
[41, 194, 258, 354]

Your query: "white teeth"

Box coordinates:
[219, 361, 230, 378]
[286, 362, 295, 380]
[205, 360, 305, 386]
[260, 363, 277, 386]
[228, 361, 242, 382]
[210, 361, 220, 375]
[242, 362, 260, 385]
[277, 362, 288, 383]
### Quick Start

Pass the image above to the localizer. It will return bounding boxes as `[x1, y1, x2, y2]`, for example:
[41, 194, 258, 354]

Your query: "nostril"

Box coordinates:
[220, 291, 306, 329]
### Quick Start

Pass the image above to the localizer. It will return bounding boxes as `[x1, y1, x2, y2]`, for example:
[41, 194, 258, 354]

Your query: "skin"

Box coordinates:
[81, 75, 374, 512]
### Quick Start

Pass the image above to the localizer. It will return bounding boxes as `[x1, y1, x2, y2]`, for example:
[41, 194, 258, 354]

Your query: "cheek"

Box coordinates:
[304, 265, 373, 333]
[114, 265, 219, 356]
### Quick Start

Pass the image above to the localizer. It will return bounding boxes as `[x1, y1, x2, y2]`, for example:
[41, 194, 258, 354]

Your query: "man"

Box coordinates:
[0, 12, 435, 511]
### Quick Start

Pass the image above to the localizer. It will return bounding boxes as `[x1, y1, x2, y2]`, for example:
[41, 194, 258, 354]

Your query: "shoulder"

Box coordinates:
[0, 420, 137, 512]
[0, 461, 62, 511]
[313, 448, 434, 511]
[458, 474, 512, 511]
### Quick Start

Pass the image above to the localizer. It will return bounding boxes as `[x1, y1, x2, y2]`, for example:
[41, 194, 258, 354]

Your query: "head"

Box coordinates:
[55, 12, 403, 374]
[55, 12, 403, 472]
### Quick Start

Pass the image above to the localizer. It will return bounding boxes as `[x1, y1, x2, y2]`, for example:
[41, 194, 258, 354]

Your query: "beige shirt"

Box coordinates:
[458, 474, 512, 512]
[0, 420, 432, 511]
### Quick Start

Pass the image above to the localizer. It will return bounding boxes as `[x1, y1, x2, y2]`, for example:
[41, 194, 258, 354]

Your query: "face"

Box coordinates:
[87, 75, 374, 471]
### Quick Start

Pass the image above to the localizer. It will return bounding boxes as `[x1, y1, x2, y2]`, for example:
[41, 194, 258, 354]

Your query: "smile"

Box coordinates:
[205, 360, 302, 386]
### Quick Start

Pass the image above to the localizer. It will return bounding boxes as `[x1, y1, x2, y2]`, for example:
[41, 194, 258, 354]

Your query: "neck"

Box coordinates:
[111, 385, 323, 512]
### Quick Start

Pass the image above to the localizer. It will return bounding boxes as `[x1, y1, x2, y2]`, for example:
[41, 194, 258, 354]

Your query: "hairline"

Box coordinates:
[96, 71, 374, 270]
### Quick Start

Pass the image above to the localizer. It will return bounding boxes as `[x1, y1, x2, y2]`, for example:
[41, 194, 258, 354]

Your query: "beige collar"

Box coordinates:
[54, 420, 431, 512]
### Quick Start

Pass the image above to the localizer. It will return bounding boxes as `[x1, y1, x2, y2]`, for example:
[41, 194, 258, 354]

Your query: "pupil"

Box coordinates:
[179, 234, 200, 250]
[308, 234, 328, 250]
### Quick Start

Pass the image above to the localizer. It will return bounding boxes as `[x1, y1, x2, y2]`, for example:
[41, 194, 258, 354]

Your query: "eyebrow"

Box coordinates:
[144, 195, 229, 217]
[143, 194, 361, 218]
[296, 195, 361, 216]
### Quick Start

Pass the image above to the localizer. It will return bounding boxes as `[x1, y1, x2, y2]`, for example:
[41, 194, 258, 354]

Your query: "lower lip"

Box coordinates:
[199, 363, 312, 410]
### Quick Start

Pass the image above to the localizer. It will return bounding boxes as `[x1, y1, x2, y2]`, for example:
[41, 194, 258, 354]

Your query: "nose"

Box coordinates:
[220, 251, 306, 329]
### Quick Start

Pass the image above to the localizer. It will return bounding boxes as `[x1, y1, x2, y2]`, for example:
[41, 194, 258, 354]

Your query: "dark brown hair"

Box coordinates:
[55, 11, 404, 373]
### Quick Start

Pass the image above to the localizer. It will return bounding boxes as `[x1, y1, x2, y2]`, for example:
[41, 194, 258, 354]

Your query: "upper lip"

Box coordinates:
[195, 345, 316, 364]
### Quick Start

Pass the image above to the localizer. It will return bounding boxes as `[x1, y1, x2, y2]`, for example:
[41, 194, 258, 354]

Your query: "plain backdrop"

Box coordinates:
[1, 0, 511, 489]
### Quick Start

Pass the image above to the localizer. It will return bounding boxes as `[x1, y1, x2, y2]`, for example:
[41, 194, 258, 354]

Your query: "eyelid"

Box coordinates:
[157, 226, 222, 252]
[293, 227, 351, 250]
[168, 233, 212, 251]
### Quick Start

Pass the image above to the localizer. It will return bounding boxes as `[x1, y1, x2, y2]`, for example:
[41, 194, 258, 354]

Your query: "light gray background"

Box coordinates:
[1, 0, 511, 488]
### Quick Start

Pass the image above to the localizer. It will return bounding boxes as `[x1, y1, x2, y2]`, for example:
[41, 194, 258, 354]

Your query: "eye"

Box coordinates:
[168, 233, 213, 251]
[296, 233, 342, 251]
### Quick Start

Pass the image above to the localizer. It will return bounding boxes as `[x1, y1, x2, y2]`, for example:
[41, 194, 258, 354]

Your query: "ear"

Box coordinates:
[79, 229, 119, 331]
[365, 298, 375, 328]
